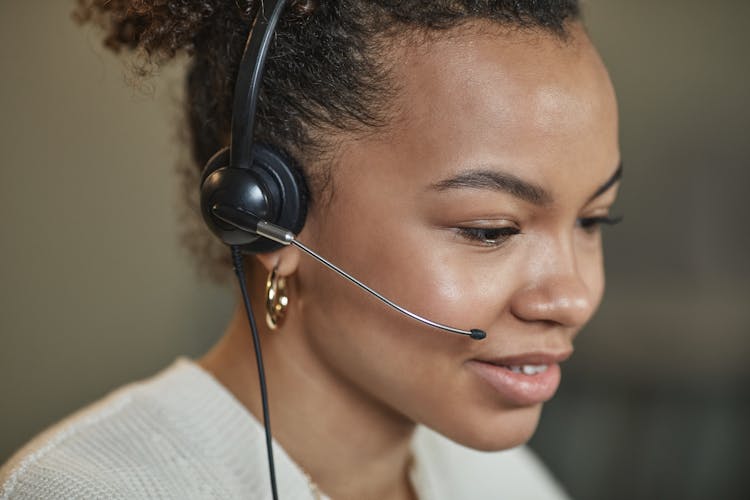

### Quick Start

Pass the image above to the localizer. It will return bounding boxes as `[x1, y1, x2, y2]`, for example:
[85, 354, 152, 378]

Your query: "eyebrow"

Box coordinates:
[587, 163, 623, 202]
[430, 162, 623, 206]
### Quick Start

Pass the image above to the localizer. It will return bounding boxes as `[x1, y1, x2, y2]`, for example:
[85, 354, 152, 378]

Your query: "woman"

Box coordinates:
[0, 0, 621, 498]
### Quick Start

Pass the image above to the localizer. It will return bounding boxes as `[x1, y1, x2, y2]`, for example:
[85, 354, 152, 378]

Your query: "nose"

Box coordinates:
[509, 245, 599, 328]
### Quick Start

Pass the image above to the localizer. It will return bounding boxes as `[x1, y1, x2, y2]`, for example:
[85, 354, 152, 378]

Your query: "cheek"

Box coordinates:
[297, 217, 478, 361]
[416, 249, 520, 335]
[295, 218, 476, 406]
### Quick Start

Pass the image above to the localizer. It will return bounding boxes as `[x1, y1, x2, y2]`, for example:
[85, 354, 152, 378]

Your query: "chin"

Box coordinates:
[439, 403, 544, 452]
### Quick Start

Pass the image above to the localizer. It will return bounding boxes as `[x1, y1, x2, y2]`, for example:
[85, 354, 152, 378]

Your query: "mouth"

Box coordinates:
[499, 364, 550, 375]
[466, 350, 572, 406]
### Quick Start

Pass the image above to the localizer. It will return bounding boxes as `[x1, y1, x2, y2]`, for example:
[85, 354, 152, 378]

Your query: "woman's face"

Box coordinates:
[293, 23, 620, 450]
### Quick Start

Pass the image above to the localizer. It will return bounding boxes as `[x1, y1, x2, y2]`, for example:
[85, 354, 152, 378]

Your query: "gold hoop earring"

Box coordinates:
[265, 265, 288, 330]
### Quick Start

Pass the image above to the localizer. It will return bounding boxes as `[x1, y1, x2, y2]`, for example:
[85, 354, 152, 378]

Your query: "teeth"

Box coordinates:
[506, 364, 549, 375]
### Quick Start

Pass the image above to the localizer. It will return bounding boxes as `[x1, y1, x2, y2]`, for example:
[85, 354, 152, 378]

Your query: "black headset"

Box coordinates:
[198, 2, 297, 498]
[200, 0, 307, 255]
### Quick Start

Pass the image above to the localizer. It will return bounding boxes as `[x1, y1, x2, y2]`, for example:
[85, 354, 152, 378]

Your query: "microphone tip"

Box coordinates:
[469, 329, 487, 340]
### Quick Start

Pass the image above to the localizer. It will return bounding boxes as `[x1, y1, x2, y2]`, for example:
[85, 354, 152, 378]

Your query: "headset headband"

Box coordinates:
[230, 0, 290, 170]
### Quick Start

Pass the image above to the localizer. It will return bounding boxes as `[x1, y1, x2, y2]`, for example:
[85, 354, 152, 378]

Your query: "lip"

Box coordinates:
[466, 350, 573, 407]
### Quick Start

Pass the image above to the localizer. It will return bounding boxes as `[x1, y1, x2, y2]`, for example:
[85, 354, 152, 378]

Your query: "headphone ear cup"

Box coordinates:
[201, 147, 230, 186]
[199, 144, 308, 253]
[245, 144, 308, 253]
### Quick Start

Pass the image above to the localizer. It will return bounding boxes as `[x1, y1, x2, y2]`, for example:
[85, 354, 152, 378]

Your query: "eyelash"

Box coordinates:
[576, 215, 624, 233]
[456, 215, 623, 246]
[455, 226, 520, 246]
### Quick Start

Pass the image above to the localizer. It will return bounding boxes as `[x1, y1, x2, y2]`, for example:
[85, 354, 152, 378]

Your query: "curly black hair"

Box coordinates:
[74, 0, 581, 281]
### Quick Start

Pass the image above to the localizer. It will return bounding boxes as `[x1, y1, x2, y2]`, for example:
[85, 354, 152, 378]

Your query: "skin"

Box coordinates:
[200, 21, 620, 500]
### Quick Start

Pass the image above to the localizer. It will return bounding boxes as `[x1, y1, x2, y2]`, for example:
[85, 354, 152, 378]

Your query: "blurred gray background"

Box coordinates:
[1, 1, 748, 499]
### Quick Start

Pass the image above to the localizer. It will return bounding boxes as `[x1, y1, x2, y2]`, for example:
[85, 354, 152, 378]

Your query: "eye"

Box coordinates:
[576, 215, 623, 234]
[455, 226, 521, 247]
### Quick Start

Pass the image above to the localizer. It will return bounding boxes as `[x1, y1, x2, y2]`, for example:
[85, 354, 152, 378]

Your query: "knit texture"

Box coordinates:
[0, 358, 569, 499]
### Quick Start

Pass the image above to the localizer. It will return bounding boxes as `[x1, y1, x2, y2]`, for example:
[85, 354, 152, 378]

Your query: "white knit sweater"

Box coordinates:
[0, 358, 570, 499]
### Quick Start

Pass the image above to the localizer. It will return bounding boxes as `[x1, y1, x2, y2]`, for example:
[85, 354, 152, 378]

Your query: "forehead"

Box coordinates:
[377, 23, 619, 200]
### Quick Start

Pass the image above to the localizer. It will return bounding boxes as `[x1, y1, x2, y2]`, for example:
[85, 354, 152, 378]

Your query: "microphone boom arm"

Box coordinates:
[212, 204, 486, 340]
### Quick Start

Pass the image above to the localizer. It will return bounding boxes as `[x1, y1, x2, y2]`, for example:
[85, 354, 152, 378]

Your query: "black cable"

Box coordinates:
[230, 245, 279, 500]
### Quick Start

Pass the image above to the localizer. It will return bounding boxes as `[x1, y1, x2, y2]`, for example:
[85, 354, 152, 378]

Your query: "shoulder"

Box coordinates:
[0, 388, 134, 499]
[0, 358, 238, 500]
[411, 426, 570, 500]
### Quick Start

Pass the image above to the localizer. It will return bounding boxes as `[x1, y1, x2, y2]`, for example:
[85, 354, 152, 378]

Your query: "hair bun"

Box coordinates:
[73, 0, 236, 60]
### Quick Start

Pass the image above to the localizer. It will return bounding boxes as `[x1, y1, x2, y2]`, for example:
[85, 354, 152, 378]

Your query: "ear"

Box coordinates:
[253, 245, 301, 277]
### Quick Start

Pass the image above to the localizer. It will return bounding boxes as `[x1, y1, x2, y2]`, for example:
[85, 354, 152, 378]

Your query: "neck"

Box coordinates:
[199, 295, 418, 500]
